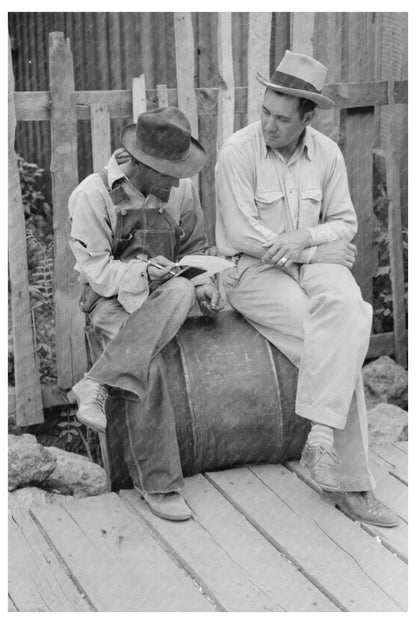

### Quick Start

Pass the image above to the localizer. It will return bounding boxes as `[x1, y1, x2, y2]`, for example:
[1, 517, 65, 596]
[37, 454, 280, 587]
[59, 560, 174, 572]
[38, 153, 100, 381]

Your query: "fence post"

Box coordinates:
[217, 12, 235, 153]
[174, 13, 199, 191]
[8, 38, 44, 425]
[341, 13, 376, 305]
[384, 42, 407, 367]
[91, 103, 112, 170]
[247, 13, 272, 124]
[49, 32, 87, 389]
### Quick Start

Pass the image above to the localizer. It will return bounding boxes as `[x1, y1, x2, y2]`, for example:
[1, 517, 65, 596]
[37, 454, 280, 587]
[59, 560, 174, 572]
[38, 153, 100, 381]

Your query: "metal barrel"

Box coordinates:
[103, 311, 309, 490]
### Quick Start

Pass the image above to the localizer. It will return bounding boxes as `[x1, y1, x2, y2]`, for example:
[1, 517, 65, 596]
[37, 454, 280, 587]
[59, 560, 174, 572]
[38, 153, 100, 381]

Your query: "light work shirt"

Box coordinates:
[69, 153, 209, 313]
[215, 121, 357, 263]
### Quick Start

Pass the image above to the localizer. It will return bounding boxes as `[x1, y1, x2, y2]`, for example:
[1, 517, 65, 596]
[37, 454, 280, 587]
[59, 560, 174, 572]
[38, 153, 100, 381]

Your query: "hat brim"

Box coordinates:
[256, 73, 335, 109]
[120, 124, 207, 178]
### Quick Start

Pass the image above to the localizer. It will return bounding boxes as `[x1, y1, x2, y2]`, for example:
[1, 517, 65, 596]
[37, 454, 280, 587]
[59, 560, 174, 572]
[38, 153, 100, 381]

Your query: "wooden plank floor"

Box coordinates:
[9, 443, 407, 612]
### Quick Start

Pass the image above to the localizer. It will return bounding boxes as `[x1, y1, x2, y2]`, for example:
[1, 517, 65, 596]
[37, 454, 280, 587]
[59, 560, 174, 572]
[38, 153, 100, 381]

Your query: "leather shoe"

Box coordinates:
[300, 442, 341, 491]
[67, 378, 108, 433]
[331, 490, 399, 527]
[135, 488, 192, 521]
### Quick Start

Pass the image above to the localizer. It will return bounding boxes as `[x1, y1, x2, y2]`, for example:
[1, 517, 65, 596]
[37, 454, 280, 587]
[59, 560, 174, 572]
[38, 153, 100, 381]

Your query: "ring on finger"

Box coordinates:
[278, 256, 288, 266]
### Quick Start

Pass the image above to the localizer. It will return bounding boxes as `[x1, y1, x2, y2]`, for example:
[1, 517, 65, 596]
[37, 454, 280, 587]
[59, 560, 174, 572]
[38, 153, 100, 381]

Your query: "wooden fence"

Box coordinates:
[8, 13, 408, 426]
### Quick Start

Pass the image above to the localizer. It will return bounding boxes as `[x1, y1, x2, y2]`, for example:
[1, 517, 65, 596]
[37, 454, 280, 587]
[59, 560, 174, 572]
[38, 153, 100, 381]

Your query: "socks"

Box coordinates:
[307, 422, 334, 447]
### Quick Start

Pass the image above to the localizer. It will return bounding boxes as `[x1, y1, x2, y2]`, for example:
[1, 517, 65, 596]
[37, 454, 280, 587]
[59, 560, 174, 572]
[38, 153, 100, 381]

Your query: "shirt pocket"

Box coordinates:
[299, 188, 322, 228]
[254, 190, 285, 211]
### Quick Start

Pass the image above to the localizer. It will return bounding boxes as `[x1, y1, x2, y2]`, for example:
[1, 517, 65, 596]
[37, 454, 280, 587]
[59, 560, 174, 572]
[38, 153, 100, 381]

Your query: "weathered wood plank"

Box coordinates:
[251, 464, 407, 610]
[290, 12, 314, 55]
[156, 84, 168, 108]
[31, 493, 215, 612]
[343, 108, 375, 303]
[207, 466, 405, 611]
[90, 103, 111, 171]
[313, 13, 343, 142]
[174, 13, 198, 138]
[8, 510, 92, 612]
[13, 81, 408, 122]
[385, 75, 407, 367]
[49, 32, 87, 389]
[342, 13, 377, 304]
[121, 475, 338, 612]
[368, 454, 408, 522]
[247, 13, 272, 124]
[132, 74, 146, 122]
[394, 441, 407, 454]
[8, 38, 44, 426]
[217, 13, 235, 152]
[286, 459, 408, 563]
[370, 445, 408, 484]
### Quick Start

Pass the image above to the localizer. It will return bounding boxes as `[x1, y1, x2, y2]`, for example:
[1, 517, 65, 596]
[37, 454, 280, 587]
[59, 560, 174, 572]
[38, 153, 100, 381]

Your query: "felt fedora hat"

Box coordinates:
[120, 106, 207, 178]
[256, 50, 335, 109]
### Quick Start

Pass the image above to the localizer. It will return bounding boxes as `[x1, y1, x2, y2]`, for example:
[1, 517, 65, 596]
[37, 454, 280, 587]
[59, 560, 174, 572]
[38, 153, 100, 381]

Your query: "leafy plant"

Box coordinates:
[371, 150, 408, 335]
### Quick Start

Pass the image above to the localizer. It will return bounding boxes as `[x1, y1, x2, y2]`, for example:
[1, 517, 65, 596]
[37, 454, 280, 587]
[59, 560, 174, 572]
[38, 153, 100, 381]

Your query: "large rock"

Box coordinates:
[8, 434, 57, 491]
[8, 486, 75, 514]
[368, 402, 408, 446]
[363, 356, 408, 410]
[43, 446, 109, 497]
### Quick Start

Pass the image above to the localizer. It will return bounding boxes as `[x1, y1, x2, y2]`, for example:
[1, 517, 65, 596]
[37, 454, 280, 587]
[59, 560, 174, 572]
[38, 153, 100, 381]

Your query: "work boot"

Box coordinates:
[135, 487, 192, 521]
[331, 490, 399, 527]
[67, 377, 108, 433]
[300, 442, 341, 491]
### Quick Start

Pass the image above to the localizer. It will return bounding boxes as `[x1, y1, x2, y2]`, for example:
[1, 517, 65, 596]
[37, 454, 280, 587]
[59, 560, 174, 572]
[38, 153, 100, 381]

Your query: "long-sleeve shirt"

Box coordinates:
[68, 153, 209, 313]
[215, 121, 357, 263]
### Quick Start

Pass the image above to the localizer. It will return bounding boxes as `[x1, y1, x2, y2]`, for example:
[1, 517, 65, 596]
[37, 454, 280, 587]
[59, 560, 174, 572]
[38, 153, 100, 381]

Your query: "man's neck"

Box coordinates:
[275, 129, 306, 163]
[120, 161, 147, 195]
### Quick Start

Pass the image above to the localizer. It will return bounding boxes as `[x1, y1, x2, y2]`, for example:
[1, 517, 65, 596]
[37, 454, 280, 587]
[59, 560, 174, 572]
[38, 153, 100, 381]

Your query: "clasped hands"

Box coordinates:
[146, 255, 224, 317]
[262, 230, 357, 269]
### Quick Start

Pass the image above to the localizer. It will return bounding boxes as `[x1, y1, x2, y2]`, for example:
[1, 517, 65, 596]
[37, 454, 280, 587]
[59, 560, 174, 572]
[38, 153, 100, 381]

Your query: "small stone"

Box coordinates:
[8, 434, 57, 491]
[363, 356, 408, 410]
[367, 402, 408, 446]
[43, 446, 109, 497]
[8, 486, 75, 514]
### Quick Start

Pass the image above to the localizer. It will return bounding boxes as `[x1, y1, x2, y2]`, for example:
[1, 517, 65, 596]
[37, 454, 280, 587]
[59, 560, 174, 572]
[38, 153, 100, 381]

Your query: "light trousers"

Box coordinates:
[221, 254, 376, 492]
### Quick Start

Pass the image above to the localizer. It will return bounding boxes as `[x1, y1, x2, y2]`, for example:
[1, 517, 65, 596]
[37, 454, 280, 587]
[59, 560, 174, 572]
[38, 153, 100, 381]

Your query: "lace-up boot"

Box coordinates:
[67, 378, 108, 433]
[332, 490, 399, 527]
[300, 442, 341, 491]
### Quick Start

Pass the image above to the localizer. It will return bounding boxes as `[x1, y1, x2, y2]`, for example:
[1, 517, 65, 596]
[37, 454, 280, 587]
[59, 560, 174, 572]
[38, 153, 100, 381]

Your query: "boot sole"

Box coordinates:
[335, 504, 399, 528]
[134, 488, 192, 521]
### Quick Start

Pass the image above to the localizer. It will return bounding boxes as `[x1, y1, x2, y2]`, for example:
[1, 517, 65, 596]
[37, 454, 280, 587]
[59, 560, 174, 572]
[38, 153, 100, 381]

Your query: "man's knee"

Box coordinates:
[160, 276, 196, 307]
[322, 286, 372, 338]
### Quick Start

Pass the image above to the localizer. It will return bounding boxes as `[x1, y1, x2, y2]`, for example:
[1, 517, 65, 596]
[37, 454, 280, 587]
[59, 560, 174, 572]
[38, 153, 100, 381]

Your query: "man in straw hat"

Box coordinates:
[67, 106, 223, 521]
[215, 51, 398, 527]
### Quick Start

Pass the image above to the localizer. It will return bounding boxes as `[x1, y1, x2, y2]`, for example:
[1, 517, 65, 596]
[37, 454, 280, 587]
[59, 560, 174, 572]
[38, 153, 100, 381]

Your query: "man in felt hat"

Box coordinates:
[215, 51, 398, 527]
[67, 106, 223, 521]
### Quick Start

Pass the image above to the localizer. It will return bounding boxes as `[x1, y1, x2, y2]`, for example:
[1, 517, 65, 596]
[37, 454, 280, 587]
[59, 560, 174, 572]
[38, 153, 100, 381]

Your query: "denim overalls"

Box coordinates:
[84, 170, 198, 494]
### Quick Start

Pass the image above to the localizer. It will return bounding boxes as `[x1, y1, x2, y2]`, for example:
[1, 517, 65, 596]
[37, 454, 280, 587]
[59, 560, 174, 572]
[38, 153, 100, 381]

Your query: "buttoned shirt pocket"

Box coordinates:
[299, 188, 322, 228]
[254, 190, 285, 211]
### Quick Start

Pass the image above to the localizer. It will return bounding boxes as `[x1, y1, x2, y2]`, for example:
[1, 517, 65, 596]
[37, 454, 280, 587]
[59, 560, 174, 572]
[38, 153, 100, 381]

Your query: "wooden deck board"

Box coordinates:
[206, 466, 406, 611]
[371, 445, 408, 484]
[249, 464, 407, 610]
[368, 455, 408, 522]
[9, 442, 407, 612]
[8, 510, 92, 612]
[286, 459, 408, 563]
[121, 476, 338, 612]
[30, 493, 215, 612]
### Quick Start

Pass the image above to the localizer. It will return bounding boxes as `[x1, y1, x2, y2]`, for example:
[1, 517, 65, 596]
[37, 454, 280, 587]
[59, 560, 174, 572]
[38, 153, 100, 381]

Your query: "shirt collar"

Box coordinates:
[264, 127, 314, 162]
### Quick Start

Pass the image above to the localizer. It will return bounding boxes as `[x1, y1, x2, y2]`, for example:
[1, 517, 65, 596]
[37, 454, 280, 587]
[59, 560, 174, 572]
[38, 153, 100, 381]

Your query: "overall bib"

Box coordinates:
[83, 171, 197, 494]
